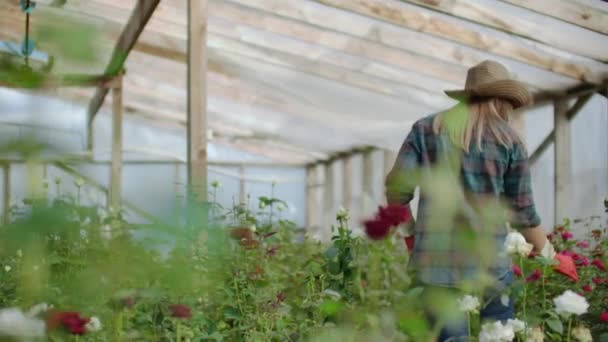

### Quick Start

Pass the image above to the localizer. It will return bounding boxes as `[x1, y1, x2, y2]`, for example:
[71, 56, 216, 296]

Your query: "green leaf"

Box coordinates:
[537, 257, 559, 266]
[546, 318, 563, 335]
[319, 300, 343, 317]
[404, 287, 424, 299]
[323, 246, 338, 259]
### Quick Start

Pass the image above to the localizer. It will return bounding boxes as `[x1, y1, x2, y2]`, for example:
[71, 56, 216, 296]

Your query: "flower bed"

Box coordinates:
[0, 188, 607, 341]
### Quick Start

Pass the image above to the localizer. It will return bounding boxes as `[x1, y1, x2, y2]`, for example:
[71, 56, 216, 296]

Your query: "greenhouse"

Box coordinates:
[0, 0, 608, 340]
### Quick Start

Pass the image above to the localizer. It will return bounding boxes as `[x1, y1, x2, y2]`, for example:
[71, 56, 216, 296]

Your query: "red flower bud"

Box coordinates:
[512, 265, 523, 277]
[592, 259, 607, 272]
[169, 304, 192, 319]
[47, 311, 90, 335]
[561, 232, 573, 241]
[583, 284, 593, 293]
[576, 241, 590, 249]
[378, 204, 412, 227]
[601, 312, 608, 323]
[525, 269, 541, 283]
[593, 277, 602, 285]
[363, 219, 391, 240]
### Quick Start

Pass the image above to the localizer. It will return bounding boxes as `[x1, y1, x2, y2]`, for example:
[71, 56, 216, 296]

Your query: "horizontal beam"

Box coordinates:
[532, 80, 608, 105]
[500, 0, 608, 35]
[398, 0, 608, 62]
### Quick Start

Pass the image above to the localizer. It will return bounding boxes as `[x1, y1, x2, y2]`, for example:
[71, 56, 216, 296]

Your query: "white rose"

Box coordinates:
[26, 303, 49, 317]
[526, 326, 544, 342]
[553, 290, 589, 317]
[506, 319, 525, 333]
[479, 321, 515, 342]
[504, 232, 533, 257]
[457, 295, 480, 313]
[336, 207, 349, 221]
[572, 326, 592, 342]
[85, 316, 102, 332]
[0, 308, 46, 338]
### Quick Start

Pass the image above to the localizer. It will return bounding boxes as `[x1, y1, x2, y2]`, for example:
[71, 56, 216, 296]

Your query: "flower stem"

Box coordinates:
[567, 317, 573, 342]
[520, 257, 527, 321]
[467, 312, 472, 338]
[175, 320, 182, 342]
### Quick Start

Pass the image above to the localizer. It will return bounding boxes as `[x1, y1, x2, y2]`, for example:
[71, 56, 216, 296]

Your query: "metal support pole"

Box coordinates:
[109, 77, 123, 210]
[554, 99, 571, 225]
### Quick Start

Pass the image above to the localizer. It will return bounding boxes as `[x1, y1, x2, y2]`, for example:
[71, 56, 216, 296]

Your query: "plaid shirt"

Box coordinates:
[386, 112, 541, 287]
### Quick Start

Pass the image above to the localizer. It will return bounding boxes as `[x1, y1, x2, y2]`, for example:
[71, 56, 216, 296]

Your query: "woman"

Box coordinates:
[385, 61, 555, 341]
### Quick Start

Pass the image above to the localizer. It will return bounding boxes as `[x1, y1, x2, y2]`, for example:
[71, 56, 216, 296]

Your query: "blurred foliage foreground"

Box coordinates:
[0, 162, 606, 342]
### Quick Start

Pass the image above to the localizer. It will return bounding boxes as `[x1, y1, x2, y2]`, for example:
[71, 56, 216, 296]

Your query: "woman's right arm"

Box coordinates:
[504, 142, 553, 255]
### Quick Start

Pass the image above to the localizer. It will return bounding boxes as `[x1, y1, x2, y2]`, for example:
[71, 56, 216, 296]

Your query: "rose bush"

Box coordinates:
[0, 180, 606, 341]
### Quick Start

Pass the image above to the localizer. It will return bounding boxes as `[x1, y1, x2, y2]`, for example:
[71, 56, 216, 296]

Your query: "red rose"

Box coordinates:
[525, 269, 541, 283]
[574, 256, 590, 267]
[561, 250, 575, 257]
[583, 284, 593, 293]
[364, 219, 391, 240]
[592, 259, 607, 271]
[593, 277, 602, 284]
[512, 265, 523, 277]
[601, 312, 608, 322]
[169, 304, 192, 319]
[561, 232, 574, 241]
[378, 204, 412, 227]
[47, 311, 90, 335]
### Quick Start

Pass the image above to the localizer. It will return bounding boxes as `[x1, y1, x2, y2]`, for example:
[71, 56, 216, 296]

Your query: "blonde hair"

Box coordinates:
[433, 98, 519, 153]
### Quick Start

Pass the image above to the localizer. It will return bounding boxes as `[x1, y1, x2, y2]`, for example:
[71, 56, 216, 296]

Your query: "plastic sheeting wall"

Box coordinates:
[526, 94, 608, 232]
[0, 89, 307, 227]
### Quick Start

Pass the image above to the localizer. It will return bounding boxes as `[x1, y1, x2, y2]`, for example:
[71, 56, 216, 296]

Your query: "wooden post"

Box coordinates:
[306, 165, 315, 231]
[342, 155, 353, 213]
[362, 150, 374, 199]
[109, 78, 123, 210]
[2, 164, 9, 225]
[362, 149, 377, 216]
[187, 0, 209, 203]
[323, 162, 335, 237]
[554, 99, 571, 225]
[239, 165, 246, 204]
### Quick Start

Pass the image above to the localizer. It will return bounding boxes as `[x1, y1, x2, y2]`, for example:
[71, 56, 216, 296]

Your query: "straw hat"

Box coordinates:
[445, 60, 532, 108]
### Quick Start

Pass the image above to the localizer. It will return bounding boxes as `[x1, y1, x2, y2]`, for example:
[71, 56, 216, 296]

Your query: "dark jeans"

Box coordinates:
[419, 271, 515, 342]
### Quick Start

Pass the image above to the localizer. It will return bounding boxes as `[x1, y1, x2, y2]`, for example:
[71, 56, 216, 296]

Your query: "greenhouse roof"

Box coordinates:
[1, 0, 608, 165]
